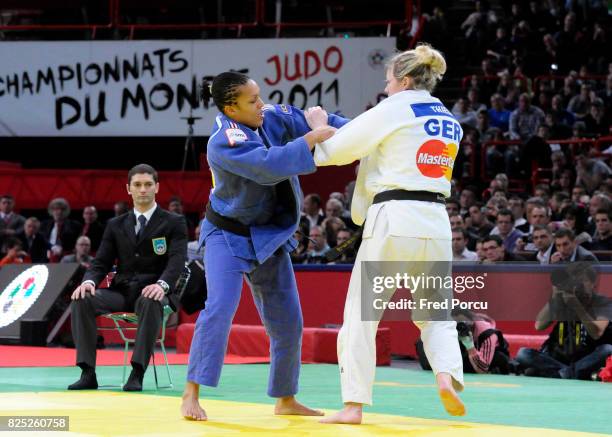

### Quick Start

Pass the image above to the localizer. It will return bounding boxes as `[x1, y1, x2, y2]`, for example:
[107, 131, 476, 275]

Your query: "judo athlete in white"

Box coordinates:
[310, 44, 466, 424]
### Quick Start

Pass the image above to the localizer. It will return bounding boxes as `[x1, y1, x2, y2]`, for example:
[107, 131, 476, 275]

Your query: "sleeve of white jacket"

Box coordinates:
[313, 100, 398, 166]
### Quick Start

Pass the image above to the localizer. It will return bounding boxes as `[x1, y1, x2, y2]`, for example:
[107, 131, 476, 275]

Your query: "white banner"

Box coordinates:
[0, 38, 394, 137]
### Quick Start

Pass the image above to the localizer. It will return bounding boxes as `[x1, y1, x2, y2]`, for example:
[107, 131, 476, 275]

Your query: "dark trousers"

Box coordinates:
[71, 287, 164, 371]
[516, 344, 612, 379]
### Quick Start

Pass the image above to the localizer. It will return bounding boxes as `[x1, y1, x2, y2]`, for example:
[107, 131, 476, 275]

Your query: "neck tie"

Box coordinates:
[136, 215, 147, 240]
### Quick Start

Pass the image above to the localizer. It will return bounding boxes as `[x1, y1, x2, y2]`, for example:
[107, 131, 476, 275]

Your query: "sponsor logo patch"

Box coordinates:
[225, 128, 248, 146]
[416, 139, 458, 181]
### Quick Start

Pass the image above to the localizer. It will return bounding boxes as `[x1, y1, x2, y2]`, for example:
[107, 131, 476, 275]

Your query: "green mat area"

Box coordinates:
[1, 364, 610, 434]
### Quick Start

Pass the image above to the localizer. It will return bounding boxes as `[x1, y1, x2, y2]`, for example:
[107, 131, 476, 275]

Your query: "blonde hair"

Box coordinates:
[387, 43, 447, 92]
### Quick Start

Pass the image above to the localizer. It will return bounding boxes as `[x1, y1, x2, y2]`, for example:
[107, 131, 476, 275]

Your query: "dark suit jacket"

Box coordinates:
[0, 213, 26, 235]
[83, 207, 188, 296]
[16, 231, 50, 263]
[80, 220, 105, 252]
[40, 218, 82, 253]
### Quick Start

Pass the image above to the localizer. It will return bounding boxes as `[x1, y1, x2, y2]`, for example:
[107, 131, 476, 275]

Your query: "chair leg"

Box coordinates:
[152, 351, 159, 390]
[160, 341, 173, 389]
[122, 340, 129, 385]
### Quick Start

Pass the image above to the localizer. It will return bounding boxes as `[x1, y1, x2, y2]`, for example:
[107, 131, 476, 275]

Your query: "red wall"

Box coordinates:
[219, 267, 612, 357]
[0, 160, 357, 213]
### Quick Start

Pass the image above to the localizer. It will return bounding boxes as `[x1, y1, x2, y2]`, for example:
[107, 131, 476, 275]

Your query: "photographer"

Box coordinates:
[418, 309, 510, 374]
[515, 263, 612, 379]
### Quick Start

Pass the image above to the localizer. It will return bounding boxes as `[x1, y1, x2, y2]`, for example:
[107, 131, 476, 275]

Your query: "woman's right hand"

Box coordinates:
[304, 106, 329, 129]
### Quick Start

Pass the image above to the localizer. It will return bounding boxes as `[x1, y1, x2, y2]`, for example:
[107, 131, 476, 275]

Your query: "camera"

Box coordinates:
[456, 321, 471, 337]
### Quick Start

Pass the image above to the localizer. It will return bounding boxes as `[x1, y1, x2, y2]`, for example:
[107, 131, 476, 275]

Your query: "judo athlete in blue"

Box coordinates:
[181, 71, 347, 420]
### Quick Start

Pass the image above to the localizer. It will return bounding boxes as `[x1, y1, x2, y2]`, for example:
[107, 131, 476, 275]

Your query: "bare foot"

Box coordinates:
[181, 381, 207, 421]
[436, 373, 466, 416]
[274, 396, 324, 416]
[320, 403, 363, 424]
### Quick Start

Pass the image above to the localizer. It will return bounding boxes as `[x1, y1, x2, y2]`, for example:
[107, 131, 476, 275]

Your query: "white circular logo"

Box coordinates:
[0, 265, 49, 328]
[368, 49, 388, 69]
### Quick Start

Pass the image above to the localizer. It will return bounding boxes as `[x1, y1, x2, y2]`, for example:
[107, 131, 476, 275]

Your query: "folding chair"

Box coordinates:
[102, 305, 175, 389]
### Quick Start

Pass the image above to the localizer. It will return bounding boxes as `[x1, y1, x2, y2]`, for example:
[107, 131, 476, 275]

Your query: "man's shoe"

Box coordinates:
[123, 369, 144, 391]
[67, 371, 98, 390]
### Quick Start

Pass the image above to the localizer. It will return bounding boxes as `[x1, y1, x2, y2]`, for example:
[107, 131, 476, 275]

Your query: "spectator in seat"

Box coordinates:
[516, 263, 612, 379]
[322, 216, 345, 248]
[16, 217, 49, 263]
[168, 196, 196, 240]
[113, 201, 130, 218]
[467, 88, 486, 113]
[41, 198, 82, 262]
[576, 152, 612, 194]
[475, 239, 486, 262]
[524, 225, 555, 264]
[567, 84, 593, 120]
[508, 196, 527, 229]
[487, 93, 512, 132]
[550, 192, 570, 221]
[0, 237, 31, 266]
[481, 235, 524, 263]
[572, 185, 587, 204]
[451, 98, 477, 128]
[558, 204, 589, 239]
[486, 27, 512, 68]
[586, 209, 612, 252]
[459, 186, 478, 216]
[304, 225, 329, 264]
[452, 229, 478, 262]
[550, 94, 575, 128]
[0, 194, 26, 240]
[528, 204, 551, 233]
[476, 110, 500, 144]
[467, 203, 494, 238]
[550, 150, 573, 183]
[490, 209, 524, 252]
[61, 236, 93, 269]
[585, 193, 611, 235]
[446, 198, 461, 217]
[450, 213, 478, 250]
[187, 225, 205, 262]
[583, 99, 610, 137]
[550, 228, 598, 263]
[324, 197, 343, 219]
[509, 93, 545, 142]
[596, 74, 612, 113]
[80, 206, 105, 253]
[302, 193, 325, 229]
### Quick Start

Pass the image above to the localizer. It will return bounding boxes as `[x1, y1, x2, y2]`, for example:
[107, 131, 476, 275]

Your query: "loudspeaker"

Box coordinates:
[0, 263, 82, 344]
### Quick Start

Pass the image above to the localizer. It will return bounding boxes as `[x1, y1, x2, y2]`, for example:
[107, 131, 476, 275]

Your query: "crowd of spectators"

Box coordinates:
[0, 194, 199, 268]
[449, 1, 611, 180]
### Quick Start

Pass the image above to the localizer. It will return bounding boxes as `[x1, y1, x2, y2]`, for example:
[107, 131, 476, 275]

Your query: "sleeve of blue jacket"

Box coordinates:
[265, 104, 350, 139]
[208, 136, 316, 186]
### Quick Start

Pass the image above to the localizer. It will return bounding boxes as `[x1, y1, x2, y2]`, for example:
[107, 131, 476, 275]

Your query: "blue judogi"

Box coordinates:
[187, 104, 347, 397]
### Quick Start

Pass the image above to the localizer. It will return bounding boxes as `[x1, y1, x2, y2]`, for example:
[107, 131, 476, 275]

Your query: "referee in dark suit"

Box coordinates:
[68, 164, 187, 391]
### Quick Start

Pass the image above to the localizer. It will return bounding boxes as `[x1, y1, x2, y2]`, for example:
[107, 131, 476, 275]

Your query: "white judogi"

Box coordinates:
[315, 89, 464, 405]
